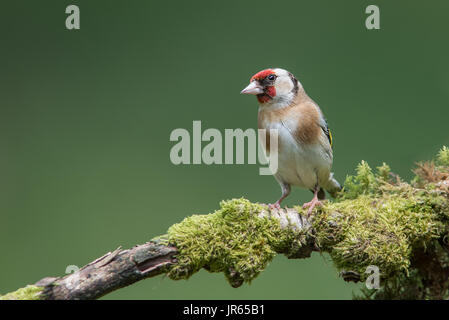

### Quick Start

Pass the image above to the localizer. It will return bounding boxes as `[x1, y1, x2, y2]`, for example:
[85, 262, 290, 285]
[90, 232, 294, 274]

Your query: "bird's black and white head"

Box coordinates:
[240, 68, 301, 107]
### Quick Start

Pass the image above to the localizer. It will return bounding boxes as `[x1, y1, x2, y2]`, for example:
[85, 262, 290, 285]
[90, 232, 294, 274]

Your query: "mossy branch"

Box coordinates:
[2, 147, 449, 300]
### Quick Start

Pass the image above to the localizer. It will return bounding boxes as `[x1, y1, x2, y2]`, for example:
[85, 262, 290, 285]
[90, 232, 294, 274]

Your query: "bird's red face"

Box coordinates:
[241, 69, 278, 103]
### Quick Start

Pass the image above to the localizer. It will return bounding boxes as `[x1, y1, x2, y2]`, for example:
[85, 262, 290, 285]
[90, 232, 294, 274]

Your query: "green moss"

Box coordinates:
[377, 163, 391, 181]
[313, 158, 448, 288]
[164, 147, 449, 297]
[0, 285, 43, 300]
[165, 148, 449, 297]
[340, 161, 378, 200]
[3, 148, 448, 298]
[436, 146, 449, 166]
[315, 194, 444, 278]
[166, 198, 303, 286]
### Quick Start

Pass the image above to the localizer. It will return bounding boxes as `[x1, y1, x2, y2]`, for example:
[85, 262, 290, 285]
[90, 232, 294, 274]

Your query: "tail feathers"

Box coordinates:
[323, 172, 342, 198]
[310, 173, 342, 200]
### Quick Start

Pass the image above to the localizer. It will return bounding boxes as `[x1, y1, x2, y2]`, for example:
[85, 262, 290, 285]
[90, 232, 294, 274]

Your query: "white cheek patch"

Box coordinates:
[271, 68, 294, 96]
[276, 77, 294, 96]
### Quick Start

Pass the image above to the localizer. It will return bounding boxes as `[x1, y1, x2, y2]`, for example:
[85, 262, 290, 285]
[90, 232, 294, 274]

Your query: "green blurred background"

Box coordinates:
[1, 0, 449, 299]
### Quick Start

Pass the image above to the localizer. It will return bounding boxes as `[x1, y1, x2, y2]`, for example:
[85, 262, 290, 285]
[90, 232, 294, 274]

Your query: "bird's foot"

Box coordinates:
[268, 202, 281, 210]
[302, 198, 322, 217]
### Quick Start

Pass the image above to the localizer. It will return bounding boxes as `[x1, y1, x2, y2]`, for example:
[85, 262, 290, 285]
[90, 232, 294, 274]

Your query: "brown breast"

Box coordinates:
[258, 99, 321, 150]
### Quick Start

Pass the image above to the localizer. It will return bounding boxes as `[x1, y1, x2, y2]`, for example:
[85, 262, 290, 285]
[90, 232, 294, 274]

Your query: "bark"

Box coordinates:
[36, 242, 178, 300]
[10, 207, 311, 300]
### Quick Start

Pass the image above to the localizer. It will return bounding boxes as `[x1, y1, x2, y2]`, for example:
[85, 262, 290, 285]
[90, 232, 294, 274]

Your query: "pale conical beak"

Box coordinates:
[240, 81, 263, 95]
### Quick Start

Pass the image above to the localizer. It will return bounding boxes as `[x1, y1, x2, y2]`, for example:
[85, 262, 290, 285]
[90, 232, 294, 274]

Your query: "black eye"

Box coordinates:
[267, 74, 276, 81]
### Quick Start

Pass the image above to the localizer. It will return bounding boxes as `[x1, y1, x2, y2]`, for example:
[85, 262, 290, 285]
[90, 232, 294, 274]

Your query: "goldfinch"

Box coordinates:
[241, 68, 341, 215]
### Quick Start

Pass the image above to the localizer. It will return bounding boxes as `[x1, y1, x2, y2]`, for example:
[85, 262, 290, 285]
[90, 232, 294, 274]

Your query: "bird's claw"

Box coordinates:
[302, 199, 322, 217]
[268, 202, 281, 210]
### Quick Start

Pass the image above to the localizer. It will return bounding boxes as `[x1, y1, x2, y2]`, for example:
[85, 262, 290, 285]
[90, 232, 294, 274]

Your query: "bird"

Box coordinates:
[240, 68, 341, 215]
